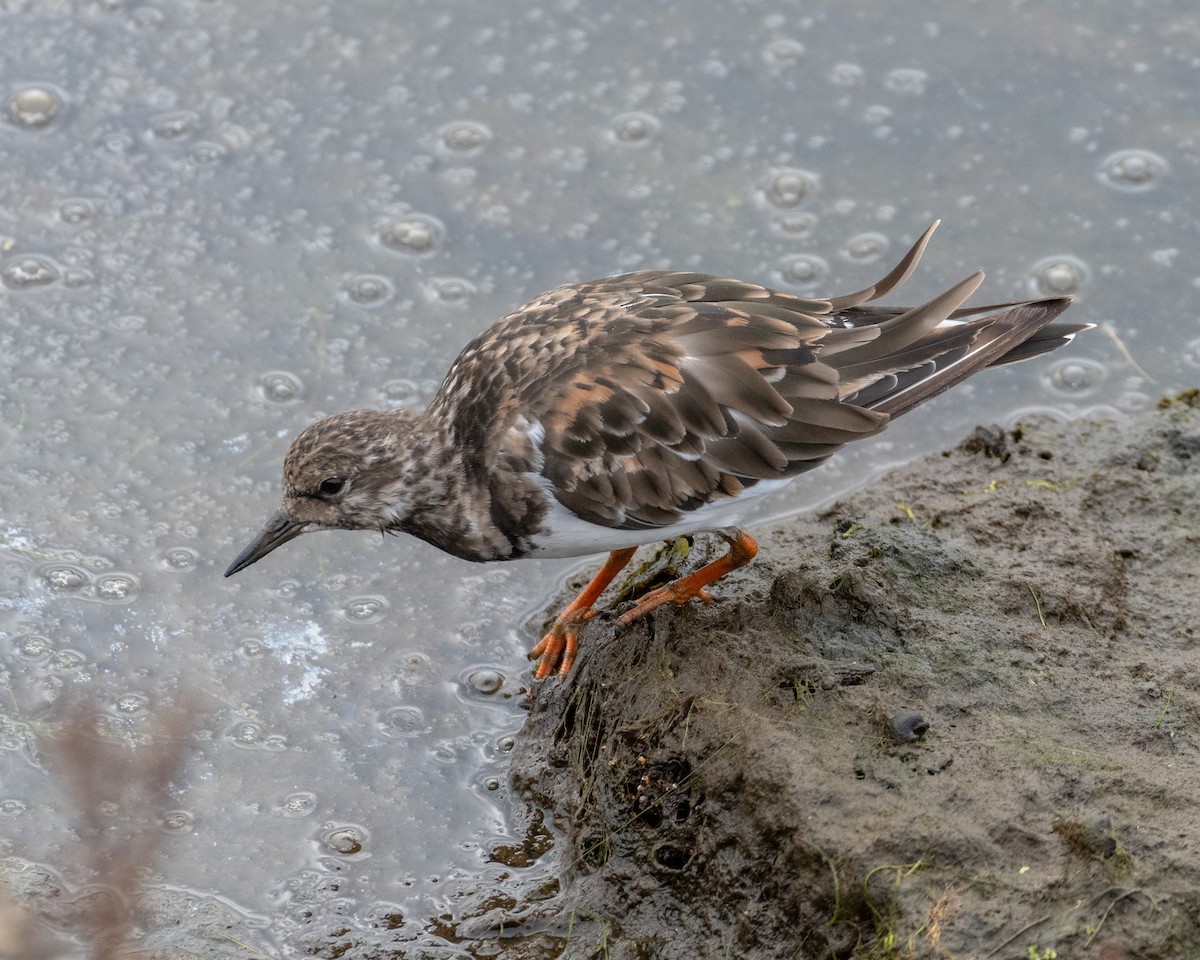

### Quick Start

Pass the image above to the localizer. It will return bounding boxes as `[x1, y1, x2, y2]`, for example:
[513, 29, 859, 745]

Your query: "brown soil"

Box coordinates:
[504, 392, 1200, 959]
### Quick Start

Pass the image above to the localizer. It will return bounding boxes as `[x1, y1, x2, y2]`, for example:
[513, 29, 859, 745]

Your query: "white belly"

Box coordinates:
[525, 476, 793, 559]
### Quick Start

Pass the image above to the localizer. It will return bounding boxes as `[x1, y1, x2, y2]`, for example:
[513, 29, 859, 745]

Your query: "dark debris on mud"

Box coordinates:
[499, 393, 1200, 959]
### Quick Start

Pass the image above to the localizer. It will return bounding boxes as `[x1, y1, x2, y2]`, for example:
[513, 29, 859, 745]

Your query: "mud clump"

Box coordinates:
[507, 396, 1200, 958]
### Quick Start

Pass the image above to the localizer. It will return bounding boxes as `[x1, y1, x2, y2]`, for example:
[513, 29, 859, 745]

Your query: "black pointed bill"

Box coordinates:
[224, 511, 308, 577]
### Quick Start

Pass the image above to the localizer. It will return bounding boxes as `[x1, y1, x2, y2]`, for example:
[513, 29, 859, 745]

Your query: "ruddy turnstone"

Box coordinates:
[226, 221, 1088, 678]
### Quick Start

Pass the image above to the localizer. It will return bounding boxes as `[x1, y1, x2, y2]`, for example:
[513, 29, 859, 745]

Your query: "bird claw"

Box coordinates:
[530, 607, 597, 679]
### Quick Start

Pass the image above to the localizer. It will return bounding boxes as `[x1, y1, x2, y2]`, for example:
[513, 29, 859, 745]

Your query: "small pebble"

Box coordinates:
[890, 709, 929, 742]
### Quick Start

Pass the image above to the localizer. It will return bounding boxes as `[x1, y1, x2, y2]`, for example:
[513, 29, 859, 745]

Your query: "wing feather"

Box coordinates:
[436, 223, 1083, 532]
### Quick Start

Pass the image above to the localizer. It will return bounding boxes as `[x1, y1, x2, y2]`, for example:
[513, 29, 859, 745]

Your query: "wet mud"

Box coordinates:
[503, 393, 1200, 958]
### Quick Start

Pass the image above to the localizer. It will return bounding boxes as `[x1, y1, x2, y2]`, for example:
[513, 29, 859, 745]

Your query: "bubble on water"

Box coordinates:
[281, 792, 317, 817]
[1044, 358, 1106, 396]
[609, 111, 659, 146]
[829, 62, 865, 86]
[63, 268, 93, 288]
[258, 370, 305, 405]
[164, 547, 198, 571]
[773, 212, 818, 237]
[762, 38, 805, 66]
[160, 809, 194, 833]
[130, 5, 164, 29]
[466, 669, 504, 696]
[383, 379, 419, 405]
[343, 596, 387, 623]
[378, 705, 424, 739]
[323, 825, 367, 857]
[426, 277, 475, 304]
[15, 635, 51, 660]
[101, 131, 135, 155]
[1098, 149, 1166, 193]
[96, 573, 138, 602]
[341, 274, 394, 308]
[59, 199, 95, 224]
[186, 142, 223, 165]
[2, 255, 60, 290]
[1031, 255, 1089, 296]
[229, 721, 264, 747]
[378, 214, 444, 256]
[150, 111, 199, 140]
[50, 649, 86, 671]
[112, 314, 146, 332]
[843, 231, 889, 263]
[41, 563, 88, 591]
[115, 693, 149, 715]
[8, 86, 59, 128]
[1117, 390, 1152, 412]
[240, 638, 265, 658]
[0, 799, 28, 816]
[883, 68, 928, 95]
[439, 120, 491, 155]
[761, 168, 818, 209]
[777, 253, 829, 289]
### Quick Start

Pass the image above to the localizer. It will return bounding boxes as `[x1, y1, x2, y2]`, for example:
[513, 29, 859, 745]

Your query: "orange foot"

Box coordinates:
[617, 529, 758, 627]
[529, 547, 636, 678]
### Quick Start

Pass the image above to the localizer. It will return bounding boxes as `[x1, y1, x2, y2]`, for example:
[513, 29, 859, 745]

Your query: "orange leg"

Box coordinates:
[529, 547, 638, 679]
[616, 529, 758, 627]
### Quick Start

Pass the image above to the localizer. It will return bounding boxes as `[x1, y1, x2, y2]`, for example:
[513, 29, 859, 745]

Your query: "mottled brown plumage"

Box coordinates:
[225, 221, 1089, 679]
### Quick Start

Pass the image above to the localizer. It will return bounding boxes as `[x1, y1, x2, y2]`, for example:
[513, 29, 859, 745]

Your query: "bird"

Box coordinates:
[225, 221, 1088, 679]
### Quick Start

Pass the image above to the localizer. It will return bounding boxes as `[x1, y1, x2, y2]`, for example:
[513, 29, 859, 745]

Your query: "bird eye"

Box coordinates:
[318, 476, 346, 496]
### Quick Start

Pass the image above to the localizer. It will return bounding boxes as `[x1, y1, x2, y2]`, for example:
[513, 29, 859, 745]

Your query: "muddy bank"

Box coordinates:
[503, 393, 1200, 959]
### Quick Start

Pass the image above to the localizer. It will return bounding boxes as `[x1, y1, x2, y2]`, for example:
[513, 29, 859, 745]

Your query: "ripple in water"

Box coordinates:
[378, 214, 444, 256]
[609, 111, 659, 146]
[1098, 149, 1167, 193]
[883, 68, 928, 95]
[8, 86, 59, 128]
[322, 825, 367, 857]
[150, 111, 199, 140]
[378, 706, 425, 740]
[425, 277, 475, 305]
[762, 38, 805, 66]
[843, 232, 889, 263]
[341, 274, 394, 308]
[160, 810, 195, 834]
[465, 669, 504, 696]
[59, 199, 94, 224]
[95, 573, 138, 603]
[114, 693, 149, 715]
[2, 255, 60, 290]
[258, 371, 305, 405]
[761, 168, 818, 209]
[343, 596, 387, 624]
[40, 563, 88, 591]
[777, 253, 829, 289]
[164, 547, 199, 571]
[1044, 358, 1107, 397]
[1031, 256, 1090, 297]
[438, 121, 491, 155]
[280, 792, 317, 817]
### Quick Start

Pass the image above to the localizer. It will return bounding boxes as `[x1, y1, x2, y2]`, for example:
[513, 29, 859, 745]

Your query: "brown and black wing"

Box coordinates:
[436, 222, 1083, 532]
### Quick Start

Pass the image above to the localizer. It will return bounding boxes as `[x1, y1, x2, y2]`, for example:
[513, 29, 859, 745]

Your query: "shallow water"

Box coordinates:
[0, 0, 1195, 953]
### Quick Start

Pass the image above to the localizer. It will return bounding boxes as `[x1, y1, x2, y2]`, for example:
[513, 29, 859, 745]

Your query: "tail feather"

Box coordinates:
[867, 298, 1075, 419]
